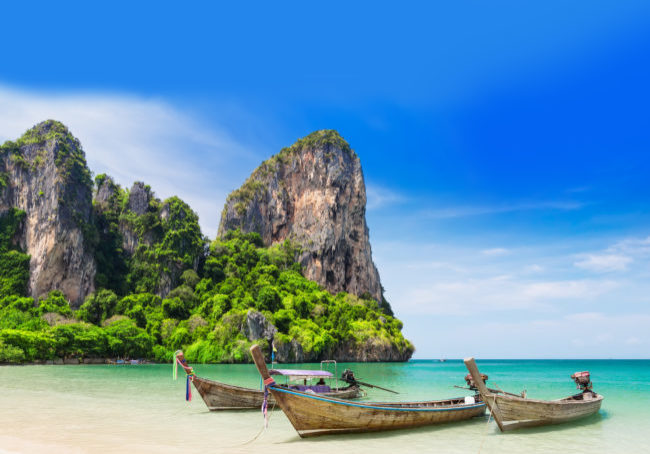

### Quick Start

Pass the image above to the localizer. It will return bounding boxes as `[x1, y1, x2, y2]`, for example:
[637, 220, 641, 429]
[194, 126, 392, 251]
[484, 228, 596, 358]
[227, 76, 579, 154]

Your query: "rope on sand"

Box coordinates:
[477, 394, 497, 454]
[234, 401, 277, 447]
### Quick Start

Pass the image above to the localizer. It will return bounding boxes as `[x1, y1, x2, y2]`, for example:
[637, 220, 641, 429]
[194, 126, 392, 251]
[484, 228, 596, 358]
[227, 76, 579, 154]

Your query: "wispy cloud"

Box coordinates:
[421, 200, 584, 219]
[400, 308, 650, 359]
[470, 312, 650, 357]
[404, 260, 469, 273]
[365, 183, 405, 210]
[524, 264, 544, 273]
[400, 276, 618, 316]
[615, 236, 650, 255]
[573, 235, 650, 273]
[0, 85, 263, 238]
[374, 233, 650, 357]
[522, 279, 618, 300]
[481, 247, 509, 256]
[574, 253, 632, 272]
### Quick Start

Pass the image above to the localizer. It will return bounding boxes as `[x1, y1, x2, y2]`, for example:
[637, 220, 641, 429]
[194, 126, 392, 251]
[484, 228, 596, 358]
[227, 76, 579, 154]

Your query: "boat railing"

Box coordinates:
[320, 360, 338, 388]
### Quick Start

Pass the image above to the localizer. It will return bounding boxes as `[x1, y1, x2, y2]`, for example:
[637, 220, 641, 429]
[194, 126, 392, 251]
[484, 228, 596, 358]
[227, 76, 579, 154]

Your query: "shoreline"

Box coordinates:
[2, 357, 649, 367]
[0, 358, 149, 366]
[0, 358, 642, 454]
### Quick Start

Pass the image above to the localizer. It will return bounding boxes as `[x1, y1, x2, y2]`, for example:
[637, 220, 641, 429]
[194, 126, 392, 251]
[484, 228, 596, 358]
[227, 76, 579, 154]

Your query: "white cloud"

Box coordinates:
[374, 233, 650, 357]
[404, 260, 468, 273]
[573, 235, 650, 274]
[0, 85, 263, 238]
[524, 264, 544, 273]
[400, 309, 650, 359]
[481, 312, 650, 357]
[399, 276, 618, 316]
[365, 183, 405, 210]
[614, 236, 650, 256]
[373, 237, 647, 323]
[563, 312, 607, 323]
[522, 279, 618, 300]
[504, 312, 641, 357]
[574, 253, 632, 272]
[421, 200, 584, 219]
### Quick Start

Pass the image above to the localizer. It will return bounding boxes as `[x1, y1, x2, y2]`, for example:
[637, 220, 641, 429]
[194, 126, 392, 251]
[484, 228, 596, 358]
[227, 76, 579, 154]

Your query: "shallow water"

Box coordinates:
[1, 360, 649, 453]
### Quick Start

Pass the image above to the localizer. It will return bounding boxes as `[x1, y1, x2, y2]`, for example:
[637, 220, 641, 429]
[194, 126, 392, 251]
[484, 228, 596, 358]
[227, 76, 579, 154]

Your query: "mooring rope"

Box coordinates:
[239, 400, 277, 446]
[477, 394, 497, 454]
[226, 381, 278, 448]
[218, 399, 277, 450]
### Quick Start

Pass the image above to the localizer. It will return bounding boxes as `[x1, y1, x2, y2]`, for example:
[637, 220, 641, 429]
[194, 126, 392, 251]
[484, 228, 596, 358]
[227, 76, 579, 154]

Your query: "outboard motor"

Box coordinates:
[465, 373, 488, 390]
[341, 369, 357, 383]
[571, 371, 593, 392]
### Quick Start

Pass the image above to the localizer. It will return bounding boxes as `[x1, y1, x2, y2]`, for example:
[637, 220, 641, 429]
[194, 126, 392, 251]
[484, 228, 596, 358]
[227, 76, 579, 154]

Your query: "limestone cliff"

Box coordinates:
[93, 176, 204, 297]
[94, 178, 157, 256]
[0, 122, 412, 363]
[0, 121, 96, 306]
[240, 309, 412, 362]
[219, 130, 389, 312]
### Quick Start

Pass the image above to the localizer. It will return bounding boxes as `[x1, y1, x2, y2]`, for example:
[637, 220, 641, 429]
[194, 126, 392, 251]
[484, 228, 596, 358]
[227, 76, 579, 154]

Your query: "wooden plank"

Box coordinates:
[464, 357, 505, 431]
[494, 393, 603, 428]
[271, 387, 486, 437]
[192, 375, 361, 410]
[251, 346, 486, 437]
[464, 356, 603, 431]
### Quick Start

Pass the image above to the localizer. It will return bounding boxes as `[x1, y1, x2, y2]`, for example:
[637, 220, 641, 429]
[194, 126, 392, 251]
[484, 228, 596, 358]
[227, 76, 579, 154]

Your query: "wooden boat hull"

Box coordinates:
[268, 387, 486, 437]
[492, 393, 603, 430]
[191, 376, 361, 410]
[464, 357, 604, 432]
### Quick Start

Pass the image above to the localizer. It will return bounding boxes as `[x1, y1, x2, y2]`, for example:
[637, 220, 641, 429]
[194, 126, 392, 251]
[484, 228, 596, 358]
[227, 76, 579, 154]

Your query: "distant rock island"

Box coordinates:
[0, 121, 413, 363]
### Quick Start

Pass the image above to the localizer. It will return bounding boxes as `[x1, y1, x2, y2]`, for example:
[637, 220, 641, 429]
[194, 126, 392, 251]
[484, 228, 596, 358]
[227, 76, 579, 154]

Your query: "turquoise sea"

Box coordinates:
[1, 360, 649, 453]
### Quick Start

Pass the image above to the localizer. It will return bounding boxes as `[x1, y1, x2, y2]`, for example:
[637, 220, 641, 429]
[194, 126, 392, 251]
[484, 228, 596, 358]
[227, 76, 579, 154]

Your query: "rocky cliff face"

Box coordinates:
[241, 309, 412, 362]
[0, 121, 412, 364]
[0, 120, 96, 307]
[93, 176, 203, 297]
[95, 179, 156, 256]
[219, 130, 387, 309]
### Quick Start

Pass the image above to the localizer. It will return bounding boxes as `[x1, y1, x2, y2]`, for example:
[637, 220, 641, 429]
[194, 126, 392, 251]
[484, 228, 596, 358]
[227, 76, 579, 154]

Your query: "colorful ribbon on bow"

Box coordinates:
[262, 377, 275, 428]
[173, 350, 195, 401]
[186, 374, 193, 401]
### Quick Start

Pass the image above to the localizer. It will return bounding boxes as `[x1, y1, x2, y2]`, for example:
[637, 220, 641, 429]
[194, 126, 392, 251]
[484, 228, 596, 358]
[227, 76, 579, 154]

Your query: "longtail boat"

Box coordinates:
[464, 357, 603, 431]
[250, 345, 486, 437]
[174, 350, 361, 410]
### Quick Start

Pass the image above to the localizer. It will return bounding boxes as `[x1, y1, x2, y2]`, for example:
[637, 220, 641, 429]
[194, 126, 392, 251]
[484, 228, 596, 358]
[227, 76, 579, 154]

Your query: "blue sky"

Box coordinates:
[2, 1, 650, 358]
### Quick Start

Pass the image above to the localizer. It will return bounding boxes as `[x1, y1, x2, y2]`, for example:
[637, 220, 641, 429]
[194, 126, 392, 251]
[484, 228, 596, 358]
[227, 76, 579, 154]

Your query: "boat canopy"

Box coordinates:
[270, 369, 333, 381]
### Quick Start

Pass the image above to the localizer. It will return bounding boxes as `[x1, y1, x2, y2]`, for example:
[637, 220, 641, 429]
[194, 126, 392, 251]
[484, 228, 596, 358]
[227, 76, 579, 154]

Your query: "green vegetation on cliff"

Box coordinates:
[1, 120, 93, 194]
[226, 130, 352, 211]
[0, 209, 30, 297]
[1, 120, 96, 244]
[0, 123, 412, 364]
[279, 129, 352, 157]
[92, 176, 205, 296]
[92, 176, 129, 293]
[0, 230, 412, 363]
